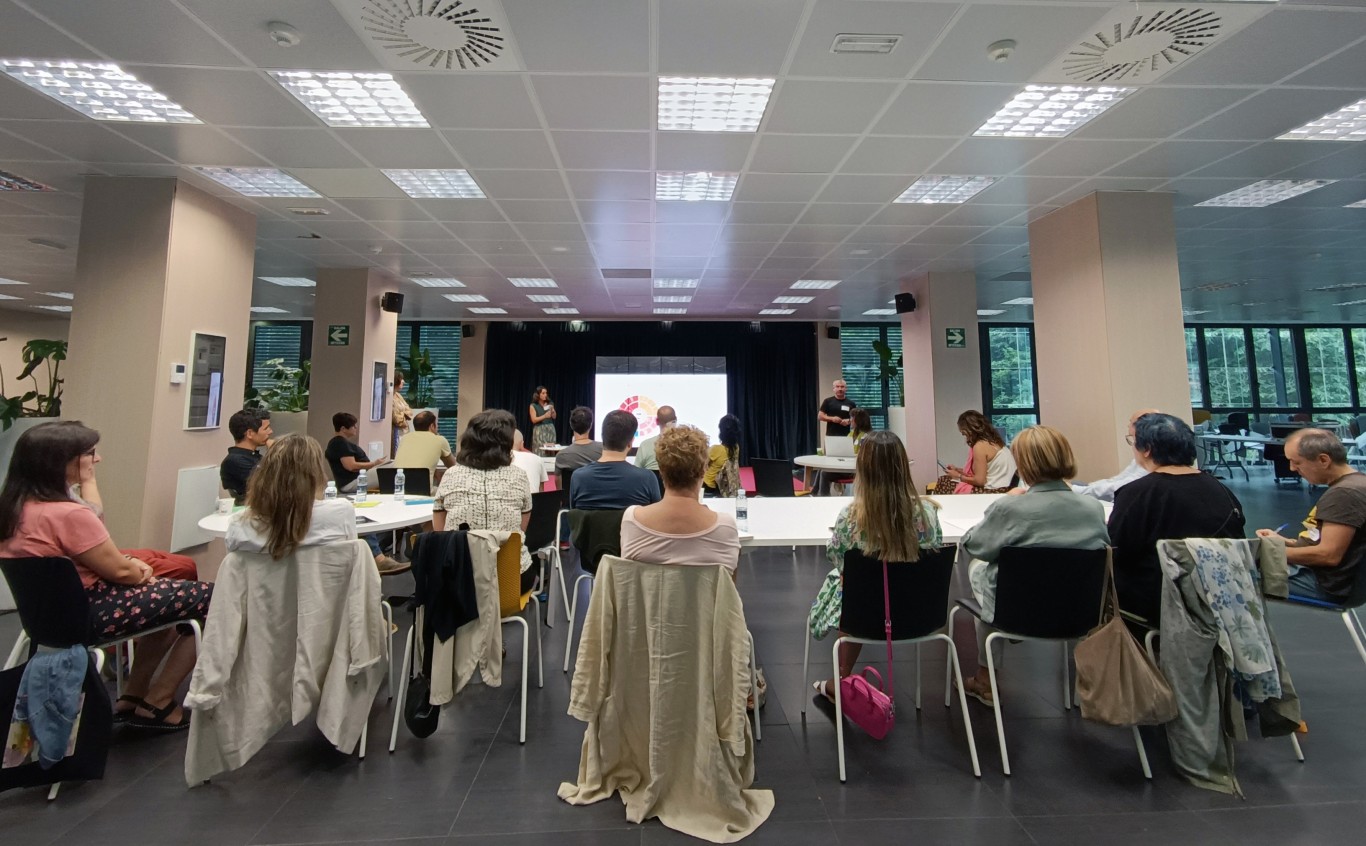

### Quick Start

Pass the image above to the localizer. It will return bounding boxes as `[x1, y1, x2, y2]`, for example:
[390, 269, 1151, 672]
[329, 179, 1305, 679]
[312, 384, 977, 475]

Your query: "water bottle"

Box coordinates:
[355, 469, 368, 504]
[393, 468, 406, 502]
[735, 488, 748, 532]
[324, 481, 337, 500]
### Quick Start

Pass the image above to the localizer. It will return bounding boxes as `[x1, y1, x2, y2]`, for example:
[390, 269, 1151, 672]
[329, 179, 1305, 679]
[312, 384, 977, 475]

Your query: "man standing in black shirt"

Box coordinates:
[818, 379, 856, 438]
[220, 409, 273, 503]
[325, 412, 387, 492]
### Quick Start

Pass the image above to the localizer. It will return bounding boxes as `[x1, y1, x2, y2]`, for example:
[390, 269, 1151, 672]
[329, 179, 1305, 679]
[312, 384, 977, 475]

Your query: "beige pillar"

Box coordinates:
[65, 176, 255, 550]
[307, 269, 399, 459]
[1029, 191, 1191, 481]
[900, 272, 983, 485]
[456, 321, 487, 443]
[816, 321, 842, 449]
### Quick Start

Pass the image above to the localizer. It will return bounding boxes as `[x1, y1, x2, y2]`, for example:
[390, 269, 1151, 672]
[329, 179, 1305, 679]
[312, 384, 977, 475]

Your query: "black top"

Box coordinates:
[1309, 471, 1366, 600]
[219, 446, 262, 503]
[820, 395, 857, 437]
[325, 436, 370, 490]
[1108, 472, 1246, 623]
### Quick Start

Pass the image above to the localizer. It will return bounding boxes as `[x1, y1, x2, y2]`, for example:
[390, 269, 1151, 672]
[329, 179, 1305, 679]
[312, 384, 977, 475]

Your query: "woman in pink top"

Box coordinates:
[620, 425, 740, 576]
[0, 422, 212, 731]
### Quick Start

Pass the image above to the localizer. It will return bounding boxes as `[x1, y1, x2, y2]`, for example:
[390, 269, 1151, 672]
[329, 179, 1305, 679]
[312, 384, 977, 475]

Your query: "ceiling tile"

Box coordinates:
[840, 137, 958, 175]
[417, 199, 508, 222]
[331, 129, 459, 169]
[786, 0, 959, 79]
[1178, 89, 1366, 141]
[1284, 39, 1366, 88]
[109, 124, 268, 167]
[552, 132, 650, 170]
[220, 128, 367, 168]
[287, 169, 406, 198]
[735, 173, 827, 203]
[796, 204, 879, 225]
[654, 203, 731, 224]
[968, 177, 1074, 206]
[0, 128, 67, 162]
[763, 81, 899, 134]
[657, 0, 807, 75]
[181, 0, 382, 70]
[728, 202, 807, 224]
[7, 122, 167, 164]
[566, 171, 653, 202]
[0, 2, 97, 62]
[655, 133, 755, 171]
[38, 0, 244, 66]
[578, 200, 654, 224]
[403, 75, 543, 129]
[913, 4, 1110, 83]
[1102, 141, 1246, 179]
[335, 198, 428, 221]
[1017, 140, 1153, 178]
[504, 0, 649, 72]
[586, 223, 651, 242]
[1074, 88, 1258, 141]
[470, 170, 568, 200]
[1163, 10, 1366, 86]
[866, 205, 952, 226]
[1275, 145, 1366, 181]
[370, 220, 453, 240]
[531, 76, 651, 130]
[719, 223, 790, 242]
[816, 175, 906, 204]
[930, 138, 1059, 175]
[749, 135, 857, 173]
[443, 221, 519, 240]
[516, 222, 588, 241]
[444, 131, 558, 169]
[1187, 141, 1351, 179]
[497, 199, 580, 222]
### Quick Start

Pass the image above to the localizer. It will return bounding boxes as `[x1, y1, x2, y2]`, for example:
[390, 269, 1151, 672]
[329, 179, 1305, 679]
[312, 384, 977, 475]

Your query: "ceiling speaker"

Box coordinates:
[894, 293, 917, 314]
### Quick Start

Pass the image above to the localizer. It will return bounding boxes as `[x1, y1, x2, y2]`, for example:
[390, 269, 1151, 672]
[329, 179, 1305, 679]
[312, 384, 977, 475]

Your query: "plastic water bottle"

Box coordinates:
[324, 481, 337, 500]
[735, 488, 748, 532]
[354, 470, 368, 504]
[393, 468, 406, 502]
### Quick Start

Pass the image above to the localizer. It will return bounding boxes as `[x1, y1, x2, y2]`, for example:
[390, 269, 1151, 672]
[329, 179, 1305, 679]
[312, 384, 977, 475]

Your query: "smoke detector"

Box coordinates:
[339, 0, 521, 71]
[266, 21, 301, 48]
[987, 39, 1016, 63]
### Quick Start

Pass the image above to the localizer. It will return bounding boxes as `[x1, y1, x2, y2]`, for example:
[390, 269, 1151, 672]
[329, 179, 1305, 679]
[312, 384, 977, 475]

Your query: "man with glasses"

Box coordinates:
[1070, 408, 1161, 502]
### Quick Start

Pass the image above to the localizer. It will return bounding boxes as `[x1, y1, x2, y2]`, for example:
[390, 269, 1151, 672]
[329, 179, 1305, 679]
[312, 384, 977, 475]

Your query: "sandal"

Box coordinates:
[958, 677, 996, 708]
[112, 694, 147, 723]
[128, 700, 189, 732]
[812, 679, 836, 704]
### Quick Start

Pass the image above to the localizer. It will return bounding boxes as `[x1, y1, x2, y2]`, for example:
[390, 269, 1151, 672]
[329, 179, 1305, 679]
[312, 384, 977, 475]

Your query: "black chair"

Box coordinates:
[1276, 563, 1366, 674]
[376, 466, 431, 496]
[751, 457, 805, 497]
[525, 490, 563, 624]
[558, 465, 576, 497]
[947, 546, 1149, 777]
[800, 546, 979, 782]
[563, 508, 625, 673]
[650, 468, 663, 492]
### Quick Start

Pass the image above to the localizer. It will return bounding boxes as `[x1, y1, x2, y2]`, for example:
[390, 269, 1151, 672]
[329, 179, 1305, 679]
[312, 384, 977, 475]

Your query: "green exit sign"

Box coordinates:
[946, 327, 966, 348]
[328, 324, 350, 346]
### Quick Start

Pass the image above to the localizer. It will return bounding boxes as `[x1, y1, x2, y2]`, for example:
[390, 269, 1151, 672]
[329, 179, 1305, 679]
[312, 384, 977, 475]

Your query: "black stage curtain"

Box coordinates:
[483, 321, 819, 465]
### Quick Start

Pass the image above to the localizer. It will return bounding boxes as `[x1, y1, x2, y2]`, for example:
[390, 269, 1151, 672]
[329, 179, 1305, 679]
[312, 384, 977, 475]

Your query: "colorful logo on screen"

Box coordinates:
[618, 395, 659, 438]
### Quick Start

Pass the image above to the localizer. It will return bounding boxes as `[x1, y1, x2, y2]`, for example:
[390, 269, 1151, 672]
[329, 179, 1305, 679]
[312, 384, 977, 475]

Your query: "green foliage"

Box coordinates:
[871, 337, 903, 406]
[398, 342, 440, 408]
[244, 358, 310, 412]
[987, 327, 1034, 411]
[0, 338, 66, 431]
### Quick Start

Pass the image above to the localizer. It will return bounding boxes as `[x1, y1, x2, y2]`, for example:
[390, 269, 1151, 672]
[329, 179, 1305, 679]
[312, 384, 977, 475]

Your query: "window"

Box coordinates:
[1185, 328, 1203, 408]
[247, 323, 307, 397]
[981, 325, 1039, 442]
[1202, 328, 1252, 408]
[1251, 327, 1299, 409]
[840, 324, 901, 429]
[396, 322, 462, 441]
[1353, 329, 1366, 409]
[1305, 327, 1352, 410]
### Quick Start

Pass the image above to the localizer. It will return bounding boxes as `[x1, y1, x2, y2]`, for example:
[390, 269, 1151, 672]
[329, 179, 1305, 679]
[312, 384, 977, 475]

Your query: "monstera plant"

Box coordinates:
[0, 338, 66, 431]
[244, 358, 310, 413]
[872, 337, 904, 407]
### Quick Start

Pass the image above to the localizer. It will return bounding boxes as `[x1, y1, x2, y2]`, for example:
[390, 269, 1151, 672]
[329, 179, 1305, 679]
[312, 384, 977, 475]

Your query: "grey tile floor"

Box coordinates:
[3, 468, 1364, 845]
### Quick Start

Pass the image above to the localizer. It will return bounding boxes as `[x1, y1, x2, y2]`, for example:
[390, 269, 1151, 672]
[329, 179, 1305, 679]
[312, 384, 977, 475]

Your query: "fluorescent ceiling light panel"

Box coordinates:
[974, 84, 1135, 138]
[656, 171, 738, 201]
[791, 280, 840, 290]
[411, 277, 465, 288]
[653, 295, 692, 303]
[1183, 309, 1211, 317]
[0, 59, 199, 123]
[862, 308, 896, 315]
[895, 175, 997, 204]
[654, 307, 688, 314]
[508, 278, 557, 288]
[773, 296, 814, 304]
[759, 308, 795, 315]
[1333, 299, 1366, 307]
[469, 307, 507, 314]
[383, 169, 484, 199]
[196, 167, 319, 198]
[0, 293, 20, 300]
[268, 70, 427, 128]
[1278, 97, 1366, 142]
[34, 304, 71, 312]
[526, 294, 569, 303]
[977, 309, 1006, 316]
[259, 276, 316, 288]
[250, 306, 289, 314]
[544, 307, 579, 315]
[1195, 179, 1337, 208]
[658, 77, 775, 132]
[0, 169, 54, 192]
[42, 291, 73, 300]
[0, 277, 26, 285]
[654, 278, 699, 289]
[443, 293, 489, 302]
[1346, 200, 1366, 209]
[1002, 297, 1034, 306]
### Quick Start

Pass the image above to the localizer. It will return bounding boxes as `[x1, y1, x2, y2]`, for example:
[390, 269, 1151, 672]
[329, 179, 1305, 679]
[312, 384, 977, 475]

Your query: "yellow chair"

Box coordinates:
[496, 533, 543, 744]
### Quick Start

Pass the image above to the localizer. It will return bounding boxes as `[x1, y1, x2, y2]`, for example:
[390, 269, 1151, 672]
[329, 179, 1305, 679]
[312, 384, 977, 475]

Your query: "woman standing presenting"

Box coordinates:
[529, 386, 558, 452]
[391, 371, 413, 455]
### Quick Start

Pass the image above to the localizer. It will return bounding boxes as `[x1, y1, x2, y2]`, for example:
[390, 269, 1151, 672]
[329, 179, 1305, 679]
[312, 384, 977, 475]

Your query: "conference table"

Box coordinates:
[707, 493, 1004, 547]
[197, 497, 436, 538]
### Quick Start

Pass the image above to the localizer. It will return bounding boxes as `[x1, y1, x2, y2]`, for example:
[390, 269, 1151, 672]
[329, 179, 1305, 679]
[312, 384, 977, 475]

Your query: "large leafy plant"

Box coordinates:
[244, 358, 310, 413]
[398, 342, 439, 408]
[0, 338, 66, 431]
[872, 338, 904, 407]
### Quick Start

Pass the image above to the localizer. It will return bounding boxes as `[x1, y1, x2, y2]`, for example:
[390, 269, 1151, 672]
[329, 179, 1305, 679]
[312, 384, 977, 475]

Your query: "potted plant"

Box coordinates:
[872, 338, 906, 439]
[398, 342, 441, 416]
[244, 358, 310, 437]
[0, 337, 66, 431]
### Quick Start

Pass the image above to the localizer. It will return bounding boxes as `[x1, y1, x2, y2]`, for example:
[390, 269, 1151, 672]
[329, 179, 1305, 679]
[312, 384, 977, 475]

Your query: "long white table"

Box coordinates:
[705, 494, 1008, 547]
[197, 497, 435, 538]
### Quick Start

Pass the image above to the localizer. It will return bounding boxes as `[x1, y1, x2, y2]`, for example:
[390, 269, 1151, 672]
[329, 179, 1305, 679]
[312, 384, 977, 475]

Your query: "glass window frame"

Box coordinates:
[396, 320, 462, 441]
[979, 322, 1041, 440]
[839, 322, 902, 430]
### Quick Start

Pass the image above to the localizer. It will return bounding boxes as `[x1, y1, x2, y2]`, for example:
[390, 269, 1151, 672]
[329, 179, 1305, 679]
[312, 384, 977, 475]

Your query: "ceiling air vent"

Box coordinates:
[831, 34, 901, 55]
[1036, 4, 1271, 85]
[339, 0, 521, 71]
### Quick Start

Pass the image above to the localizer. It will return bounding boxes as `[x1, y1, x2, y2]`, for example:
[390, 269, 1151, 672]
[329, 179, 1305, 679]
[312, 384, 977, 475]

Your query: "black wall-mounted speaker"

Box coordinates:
[380, 292, 404, 313]
[462, 324, 475, 338]
[894, 293, 917, 314]
[826, 326, 840, 340]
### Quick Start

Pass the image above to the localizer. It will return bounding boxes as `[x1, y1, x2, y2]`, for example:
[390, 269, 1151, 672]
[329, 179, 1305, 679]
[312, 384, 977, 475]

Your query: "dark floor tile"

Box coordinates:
[834, 817, 1035, 846]
[1193, 802, 1366, 846]
[1021, 810, 1235, 846]
[642, 818, 835, 846]
[454, 786, 644, 836]
[447, 829, 640, 846]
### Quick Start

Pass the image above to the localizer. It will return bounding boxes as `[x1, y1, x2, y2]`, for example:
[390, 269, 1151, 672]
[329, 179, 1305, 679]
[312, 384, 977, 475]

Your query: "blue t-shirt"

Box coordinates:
[570, 461, 662, 510]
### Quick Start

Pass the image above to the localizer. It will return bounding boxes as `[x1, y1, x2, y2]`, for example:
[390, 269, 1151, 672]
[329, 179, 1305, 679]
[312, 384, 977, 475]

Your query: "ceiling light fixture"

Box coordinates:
[977, 309, 1006, 316]
[0, 169, 54, 192]
[42, 291, 73, 300]
[0, 293, 20, 301]
[773, 295, 814, 304]
[196, 167, 319, 198]
[543, 307, 579, 315]
[653, 295, 692, 303]
[1195, 179, 1337, 208]
[1333, 298, 1366, 307]
[830, 34, 901, 54]
[654, 307, 687, 314]
[34, 304, 71, 312]
[250, 306, 289, 314]
[974, 84, 1135, 138]
[862, 308, 896, 315]
[268, 70, 428, 128]
[654, 278, 700, 289]
[658, 77, 775, 132]
[791, 280, 841, 290]
[286, 206, 329, 216]
[382, 168, 485, 199]
[1346, 199, 1366, 209]
[27, 237, 67, 251]
[411, 277, 465, 288]
[656, 171, 738, 201]
[0, 277, 26, 285]
[1277, 96, 1366, 142]
[1002, 297, 1034, 306]
[526, 294, 569, 303]
[443, 293, 489, 302]
[508, 278, 557, 288]
[1182, 309, 1211, 317]
[0, 59, 199, 123]
[469, 307, 507, 314]
[759, 308, 795, 315]
[895, 175, 997, 204]
[259, 276, 315, 287]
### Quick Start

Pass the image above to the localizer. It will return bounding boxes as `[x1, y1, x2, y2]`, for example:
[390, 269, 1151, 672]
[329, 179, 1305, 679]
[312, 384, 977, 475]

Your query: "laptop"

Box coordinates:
[825, 437, 856, 458]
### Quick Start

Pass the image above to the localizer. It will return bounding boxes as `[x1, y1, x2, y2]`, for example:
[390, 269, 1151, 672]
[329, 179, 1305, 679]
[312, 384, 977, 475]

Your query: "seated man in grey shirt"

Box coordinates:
[634, 405, 675, 472]
[554, 405, 603, 488]
[1071, 409, 1159, 502]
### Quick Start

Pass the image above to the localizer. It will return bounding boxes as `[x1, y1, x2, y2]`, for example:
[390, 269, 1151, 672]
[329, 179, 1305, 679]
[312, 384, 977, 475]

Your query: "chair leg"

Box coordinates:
[1144, 630, 1159, 663]
[1343, 609, 1366, 669]
[749, 632, 761, 742]
[1061, 641, 1072, 711]
[943, 606, 958, 709]
[115, 641, 124, 698]
[389, 627, 414, 754]
[1291, 732, 1305, 762]
[555, 552, 572, 629]
[800, 618, 811, 718]
[358, 718, 368, 760]
[915, 643, 922, 711]
[381, 600, 394, 700]
[509, 616, 529, 745]
[937, 633, 981, 778]
[563, 574, 591, 673]
[5, 630, 29, 670]
[1133, 725, 1152, 779]
[47, 783, 60, 801]
[984, 632, 1010, 776]
[531, 596, 544, 689]
[833, 637, 848, 783]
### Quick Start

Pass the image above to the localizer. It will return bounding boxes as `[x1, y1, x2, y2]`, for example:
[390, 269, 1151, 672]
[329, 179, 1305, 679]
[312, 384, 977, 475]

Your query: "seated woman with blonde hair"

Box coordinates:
[226, 434, 358, 558]
[621, 425, 741, 575]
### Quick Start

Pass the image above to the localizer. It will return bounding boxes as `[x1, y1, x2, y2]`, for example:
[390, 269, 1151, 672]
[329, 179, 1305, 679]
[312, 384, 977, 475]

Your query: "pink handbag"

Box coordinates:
[838, 560, 896, 740]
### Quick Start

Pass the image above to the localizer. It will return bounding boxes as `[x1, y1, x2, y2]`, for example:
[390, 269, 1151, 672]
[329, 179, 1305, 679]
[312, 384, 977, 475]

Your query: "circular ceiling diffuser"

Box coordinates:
[360, 0, 506, 69]
[1061, 8, 1222, 83]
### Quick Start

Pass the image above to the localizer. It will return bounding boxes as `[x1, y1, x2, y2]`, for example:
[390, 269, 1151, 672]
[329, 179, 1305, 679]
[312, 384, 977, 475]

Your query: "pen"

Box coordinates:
[1274, 523, 1292, 534]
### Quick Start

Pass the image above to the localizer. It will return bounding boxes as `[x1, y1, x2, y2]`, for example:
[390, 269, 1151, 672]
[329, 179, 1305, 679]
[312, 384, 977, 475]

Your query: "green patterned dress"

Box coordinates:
[807, 499, 943, 640]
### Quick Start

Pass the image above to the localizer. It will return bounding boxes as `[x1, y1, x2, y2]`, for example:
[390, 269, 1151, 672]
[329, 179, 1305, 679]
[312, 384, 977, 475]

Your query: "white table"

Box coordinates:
[197, 497, 435, 538]
[793, 454, 857, 474]
[705, 494, 1010, 547]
